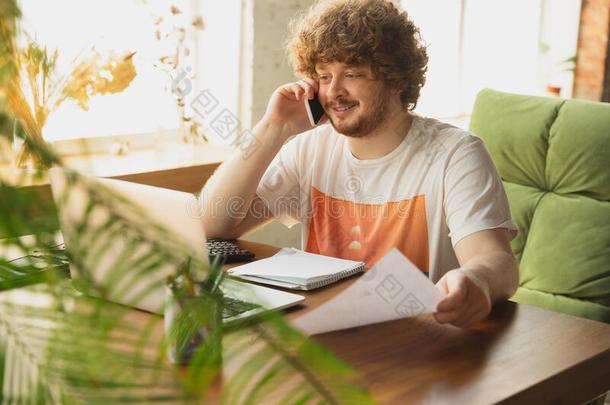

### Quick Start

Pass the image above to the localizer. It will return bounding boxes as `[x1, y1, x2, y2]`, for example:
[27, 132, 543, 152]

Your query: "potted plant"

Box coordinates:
[0, 5, 373, 403]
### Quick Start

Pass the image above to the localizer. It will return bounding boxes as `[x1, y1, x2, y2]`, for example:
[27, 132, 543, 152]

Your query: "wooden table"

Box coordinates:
[228, 241, 610, 405]
[2, 240, 609, 404]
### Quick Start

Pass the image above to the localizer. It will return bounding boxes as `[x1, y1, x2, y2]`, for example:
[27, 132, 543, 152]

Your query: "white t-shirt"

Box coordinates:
[256, 114, 517, 282]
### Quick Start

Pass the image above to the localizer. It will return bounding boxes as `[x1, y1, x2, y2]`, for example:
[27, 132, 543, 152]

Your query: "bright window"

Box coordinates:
[19, 1, 581, 141]
[19, 0, 191, 141]
[402, 0, 581, 121]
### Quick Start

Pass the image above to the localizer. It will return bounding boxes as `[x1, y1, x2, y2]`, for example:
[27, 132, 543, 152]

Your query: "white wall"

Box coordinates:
[247, 0, 315, 126]
[238, 0, 316, 248]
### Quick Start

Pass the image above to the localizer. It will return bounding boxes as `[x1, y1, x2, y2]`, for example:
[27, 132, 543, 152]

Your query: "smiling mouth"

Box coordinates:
[332, 103, 357, 113]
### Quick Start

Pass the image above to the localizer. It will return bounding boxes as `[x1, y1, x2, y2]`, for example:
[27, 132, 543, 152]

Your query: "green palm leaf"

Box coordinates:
[0, 1, 374, 403]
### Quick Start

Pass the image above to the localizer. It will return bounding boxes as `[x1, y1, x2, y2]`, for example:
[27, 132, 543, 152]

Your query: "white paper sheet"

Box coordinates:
[292, 248, 446, 335]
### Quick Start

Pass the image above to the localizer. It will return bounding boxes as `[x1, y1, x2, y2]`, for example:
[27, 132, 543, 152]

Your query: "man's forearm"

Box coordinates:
[201, 119, 288, 235]
[461, 251, 519, 304]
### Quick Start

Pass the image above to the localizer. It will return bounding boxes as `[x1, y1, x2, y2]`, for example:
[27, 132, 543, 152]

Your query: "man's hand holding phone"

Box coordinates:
[304, 92, 326, 127]
[262, 77, 328, 142]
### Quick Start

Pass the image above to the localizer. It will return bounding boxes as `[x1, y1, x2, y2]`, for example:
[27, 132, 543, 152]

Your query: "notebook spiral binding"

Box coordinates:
[304, 263, 365, 290]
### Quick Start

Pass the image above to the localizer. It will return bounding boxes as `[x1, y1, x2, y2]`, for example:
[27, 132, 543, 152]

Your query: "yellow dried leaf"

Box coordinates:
[192, 16, 204, 30]
[93, 51, 137, 95]
[62, 51, 137, 111]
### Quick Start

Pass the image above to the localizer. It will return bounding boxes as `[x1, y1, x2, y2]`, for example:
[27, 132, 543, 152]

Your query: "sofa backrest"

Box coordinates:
[469, 89, 610, 322]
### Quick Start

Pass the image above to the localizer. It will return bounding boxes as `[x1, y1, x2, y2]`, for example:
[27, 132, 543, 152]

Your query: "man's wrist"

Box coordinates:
[458, 265, 493, 304]
[255, 117, 293, 147]
[462, 251, 519, 303]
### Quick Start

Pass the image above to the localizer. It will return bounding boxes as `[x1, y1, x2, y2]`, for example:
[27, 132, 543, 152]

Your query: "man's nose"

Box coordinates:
[326, 77, 347, 100]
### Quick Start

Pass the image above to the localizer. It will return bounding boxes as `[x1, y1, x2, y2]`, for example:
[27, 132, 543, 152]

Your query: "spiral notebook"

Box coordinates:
[227, 248, 365, 290]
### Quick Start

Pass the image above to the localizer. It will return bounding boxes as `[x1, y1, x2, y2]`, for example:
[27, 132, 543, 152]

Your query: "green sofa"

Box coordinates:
[469, 89, 610, 323]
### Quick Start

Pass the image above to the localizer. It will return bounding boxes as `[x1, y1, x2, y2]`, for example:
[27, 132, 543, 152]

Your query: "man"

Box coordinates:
[202, 0, 519, 328]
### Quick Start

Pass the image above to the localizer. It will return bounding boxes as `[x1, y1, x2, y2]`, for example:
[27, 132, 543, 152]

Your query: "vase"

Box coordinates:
[164, 286, 223, 366]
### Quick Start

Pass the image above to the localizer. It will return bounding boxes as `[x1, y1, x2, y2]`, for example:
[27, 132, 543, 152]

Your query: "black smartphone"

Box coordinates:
[304, 93, 326, 126]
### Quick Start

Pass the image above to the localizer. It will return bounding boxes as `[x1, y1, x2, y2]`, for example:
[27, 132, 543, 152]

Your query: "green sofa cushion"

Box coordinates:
[503, 182, 546, 261]
[519, 193, 610, 307]
[470, 89, 610, 323]
[470, 89, 561, 190]
[546, 100, 610, 200]
[513, 287, 610, 323]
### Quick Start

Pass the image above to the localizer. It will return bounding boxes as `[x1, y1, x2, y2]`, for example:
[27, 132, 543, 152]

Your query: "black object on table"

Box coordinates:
[206, 238, 255, 264]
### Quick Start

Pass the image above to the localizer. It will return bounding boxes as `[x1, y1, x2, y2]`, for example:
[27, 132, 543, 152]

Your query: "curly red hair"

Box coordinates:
[286, 0, 428, 110]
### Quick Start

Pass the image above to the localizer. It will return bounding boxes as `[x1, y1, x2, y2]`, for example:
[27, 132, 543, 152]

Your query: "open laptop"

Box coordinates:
[48, 168, 304, 321]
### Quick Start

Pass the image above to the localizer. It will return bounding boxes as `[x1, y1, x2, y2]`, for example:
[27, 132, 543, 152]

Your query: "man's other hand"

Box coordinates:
[434, 267, 492, 328]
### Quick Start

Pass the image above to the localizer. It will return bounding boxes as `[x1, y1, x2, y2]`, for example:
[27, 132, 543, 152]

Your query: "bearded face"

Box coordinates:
[317, 62, 395, 138]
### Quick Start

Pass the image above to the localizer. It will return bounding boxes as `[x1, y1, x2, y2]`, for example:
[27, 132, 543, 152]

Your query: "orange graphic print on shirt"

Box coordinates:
[305, 187, 429, 272]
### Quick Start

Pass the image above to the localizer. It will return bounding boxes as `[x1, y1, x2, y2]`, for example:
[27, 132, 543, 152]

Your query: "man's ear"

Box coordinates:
[392, 88, 405, 105]
[389, 82, 403, 96]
